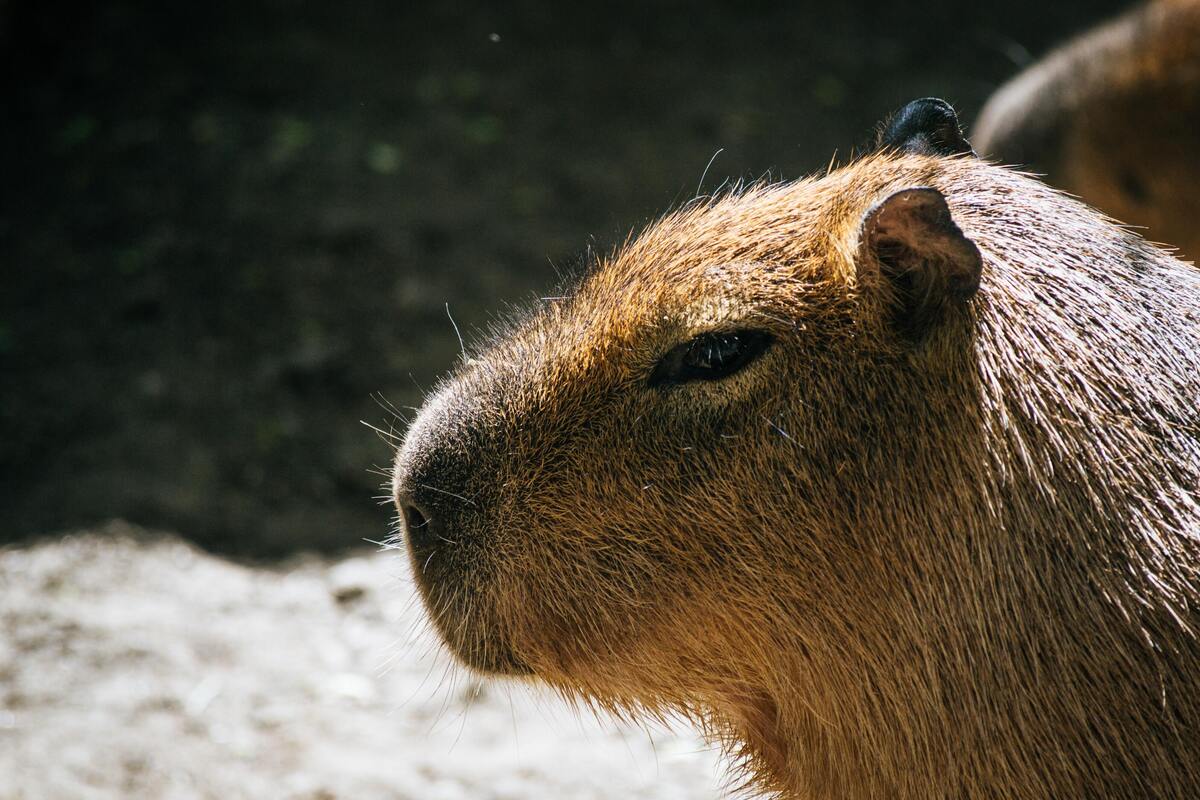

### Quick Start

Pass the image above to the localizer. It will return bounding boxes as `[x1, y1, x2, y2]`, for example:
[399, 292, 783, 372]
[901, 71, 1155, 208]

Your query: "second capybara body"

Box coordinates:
[393, 100, 1200, 799]
[975, 0, 1200, 261]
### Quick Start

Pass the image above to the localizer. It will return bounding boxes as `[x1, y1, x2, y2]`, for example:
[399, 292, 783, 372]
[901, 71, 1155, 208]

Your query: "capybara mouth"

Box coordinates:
[406, 558, 533, 676]
[398, 495, 531, 676]
[421, 599, 532, 676]
[427, 599, 533, 677]
[456, 641, 533, 676]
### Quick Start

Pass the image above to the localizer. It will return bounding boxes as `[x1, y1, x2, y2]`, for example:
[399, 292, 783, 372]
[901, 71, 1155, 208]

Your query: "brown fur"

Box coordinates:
[392, 149, 1200, 798]
[974, 0, 1200, 262]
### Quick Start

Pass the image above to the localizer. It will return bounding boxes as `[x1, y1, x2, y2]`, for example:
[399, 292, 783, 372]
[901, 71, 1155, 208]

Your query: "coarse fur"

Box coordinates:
[974, 0, 1200, 262]
[392, 140, 1200, 797]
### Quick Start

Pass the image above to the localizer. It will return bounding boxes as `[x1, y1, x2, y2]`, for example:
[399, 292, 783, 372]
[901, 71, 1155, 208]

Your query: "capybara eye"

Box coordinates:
[649, 330, 773, 387]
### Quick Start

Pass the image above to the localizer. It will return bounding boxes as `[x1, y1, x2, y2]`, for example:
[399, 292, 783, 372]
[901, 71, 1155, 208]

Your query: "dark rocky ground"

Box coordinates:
[0, 0, 1127, 556]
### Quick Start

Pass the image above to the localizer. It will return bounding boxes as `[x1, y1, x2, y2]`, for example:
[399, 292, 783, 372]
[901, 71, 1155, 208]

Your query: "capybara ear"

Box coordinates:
[860, 187, 982, 338]
[876, 98, 974, 157]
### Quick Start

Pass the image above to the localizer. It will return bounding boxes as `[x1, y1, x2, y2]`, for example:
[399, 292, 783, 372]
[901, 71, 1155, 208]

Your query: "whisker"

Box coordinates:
[418, 483, 477, 507]
[363, 537, 403, 551]
[370, 391, 412, 426]
[360, 418, 402, 444]
[694, 147, 725, 200]
[445, 302, 467, 360]
[751, 310, 798, 327]
[764, 415, 801, 446]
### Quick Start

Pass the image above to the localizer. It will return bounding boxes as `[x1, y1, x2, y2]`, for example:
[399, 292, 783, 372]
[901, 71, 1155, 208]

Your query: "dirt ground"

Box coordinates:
[0, 522, 722, 799]
[0, 0, 1128, 556]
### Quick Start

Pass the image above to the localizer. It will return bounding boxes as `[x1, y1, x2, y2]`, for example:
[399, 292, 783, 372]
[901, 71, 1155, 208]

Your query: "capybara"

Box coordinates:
[392, 98, 1200, 799]
[975, 0, 1200, 262]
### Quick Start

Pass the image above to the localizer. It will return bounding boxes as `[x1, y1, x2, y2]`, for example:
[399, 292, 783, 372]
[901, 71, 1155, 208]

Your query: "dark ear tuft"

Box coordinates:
[877, 98, 974, 157]
[861, 187, 982, 339]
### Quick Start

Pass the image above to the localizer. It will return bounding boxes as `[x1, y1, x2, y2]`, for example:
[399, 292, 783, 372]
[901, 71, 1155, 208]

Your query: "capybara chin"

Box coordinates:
[974, 0, 1200, 262]
[392, 98, 1200, 799]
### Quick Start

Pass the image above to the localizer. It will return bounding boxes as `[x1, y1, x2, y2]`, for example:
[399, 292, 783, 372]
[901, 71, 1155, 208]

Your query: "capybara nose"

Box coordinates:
[393, 449, 476, 569]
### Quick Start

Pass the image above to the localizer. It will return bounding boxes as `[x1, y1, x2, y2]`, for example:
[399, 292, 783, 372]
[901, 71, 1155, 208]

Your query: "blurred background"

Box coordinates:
[0, 0, 1130, 558]
[1, 2, 1147, 798]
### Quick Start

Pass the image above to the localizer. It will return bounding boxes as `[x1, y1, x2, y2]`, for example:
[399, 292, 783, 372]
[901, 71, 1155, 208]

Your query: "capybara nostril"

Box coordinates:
[401, 502, 433, 551]
[392, 411, 495, 599]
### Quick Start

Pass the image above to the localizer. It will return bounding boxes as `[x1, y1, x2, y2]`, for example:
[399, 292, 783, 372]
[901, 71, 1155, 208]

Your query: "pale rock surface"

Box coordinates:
[0, 523, 723, 799]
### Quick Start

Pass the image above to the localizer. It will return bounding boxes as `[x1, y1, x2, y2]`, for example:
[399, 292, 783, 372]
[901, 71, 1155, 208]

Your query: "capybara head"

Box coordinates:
[393, 99, 1200, 799]
[973, 0, 1200, 263]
